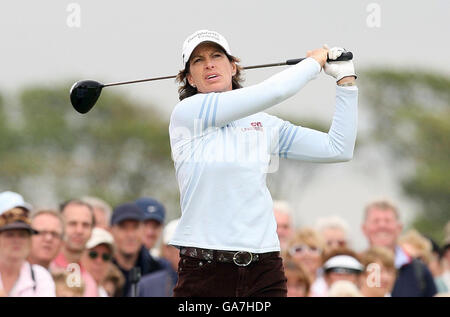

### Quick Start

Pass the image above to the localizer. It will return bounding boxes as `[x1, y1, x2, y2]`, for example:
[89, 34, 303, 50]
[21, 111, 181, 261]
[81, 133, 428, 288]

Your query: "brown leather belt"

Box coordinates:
[180, 247, 279, 267]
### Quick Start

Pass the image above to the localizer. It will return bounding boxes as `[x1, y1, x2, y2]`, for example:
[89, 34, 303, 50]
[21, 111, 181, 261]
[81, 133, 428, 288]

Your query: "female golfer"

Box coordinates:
[169, 30, 357, 297]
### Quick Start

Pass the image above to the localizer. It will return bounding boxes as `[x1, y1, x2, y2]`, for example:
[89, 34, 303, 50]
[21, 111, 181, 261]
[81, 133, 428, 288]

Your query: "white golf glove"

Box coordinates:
[323, 44, 357, 81]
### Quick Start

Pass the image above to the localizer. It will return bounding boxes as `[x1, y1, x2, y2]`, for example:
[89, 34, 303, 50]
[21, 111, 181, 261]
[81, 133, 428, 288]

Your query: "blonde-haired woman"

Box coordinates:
[284, 228, 327, 296]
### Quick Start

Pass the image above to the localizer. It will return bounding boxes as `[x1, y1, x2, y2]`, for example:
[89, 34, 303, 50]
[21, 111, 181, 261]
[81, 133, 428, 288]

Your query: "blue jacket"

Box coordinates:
[113, 246, 164, 297]
[157, 257, 178, 287]
[137, 269, 174, 297]
[392, 247, 437, 297]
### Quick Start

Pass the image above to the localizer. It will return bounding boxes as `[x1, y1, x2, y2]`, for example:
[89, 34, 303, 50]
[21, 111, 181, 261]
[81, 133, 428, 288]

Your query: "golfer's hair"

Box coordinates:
[176, 50, 244, 101]
[363, 199, 400, 222]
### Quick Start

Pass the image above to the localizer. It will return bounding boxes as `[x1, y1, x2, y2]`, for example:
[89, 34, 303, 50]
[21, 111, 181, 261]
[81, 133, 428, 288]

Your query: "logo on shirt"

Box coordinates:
[242, 122, 264, 132]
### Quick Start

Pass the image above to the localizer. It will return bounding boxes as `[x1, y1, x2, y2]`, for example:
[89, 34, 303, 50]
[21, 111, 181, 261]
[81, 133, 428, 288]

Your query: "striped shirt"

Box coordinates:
[169, 57, 358, 253]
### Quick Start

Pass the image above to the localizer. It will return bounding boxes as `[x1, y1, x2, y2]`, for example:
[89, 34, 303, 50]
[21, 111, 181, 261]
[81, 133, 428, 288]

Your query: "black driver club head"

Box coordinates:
[69, 51, 355, 114]
[70, 80, 104, 114]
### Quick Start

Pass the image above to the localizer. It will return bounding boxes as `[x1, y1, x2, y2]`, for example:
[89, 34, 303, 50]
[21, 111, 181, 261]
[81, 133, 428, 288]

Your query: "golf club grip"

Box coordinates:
[286, 51, 353, 65]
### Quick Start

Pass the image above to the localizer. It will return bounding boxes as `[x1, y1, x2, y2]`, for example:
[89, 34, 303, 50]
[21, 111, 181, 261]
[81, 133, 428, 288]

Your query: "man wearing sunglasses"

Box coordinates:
[81, 227, 116, 297]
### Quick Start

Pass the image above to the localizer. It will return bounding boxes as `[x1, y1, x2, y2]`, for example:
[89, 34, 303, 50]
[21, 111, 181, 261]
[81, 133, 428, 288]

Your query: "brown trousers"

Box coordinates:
[173, 252, 287, 297]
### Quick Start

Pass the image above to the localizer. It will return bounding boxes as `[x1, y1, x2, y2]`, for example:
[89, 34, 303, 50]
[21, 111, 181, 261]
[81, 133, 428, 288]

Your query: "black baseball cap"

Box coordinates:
[110, 203, 144, 226]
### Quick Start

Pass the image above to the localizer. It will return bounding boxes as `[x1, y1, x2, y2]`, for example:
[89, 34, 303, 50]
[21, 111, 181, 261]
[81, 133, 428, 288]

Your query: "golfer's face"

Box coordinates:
[187, 42, 236, 94]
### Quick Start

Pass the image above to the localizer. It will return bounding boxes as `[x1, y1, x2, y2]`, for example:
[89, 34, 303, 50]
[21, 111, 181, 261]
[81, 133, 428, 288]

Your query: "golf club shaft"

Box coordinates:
[243, 58, 319, 69]
[102, 62, 286, 87]
[103, 52, 352, 88]
[104, 75, 177, 87]
[102, 62, 289, 88]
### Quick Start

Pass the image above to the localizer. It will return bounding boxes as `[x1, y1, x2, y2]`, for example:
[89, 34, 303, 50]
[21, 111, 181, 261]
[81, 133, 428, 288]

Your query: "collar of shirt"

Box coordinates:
[51, 252, 98, 297]
[1, 261, 36, 296]
[394, 245, 412, 269]
[51, 252, 87, 272]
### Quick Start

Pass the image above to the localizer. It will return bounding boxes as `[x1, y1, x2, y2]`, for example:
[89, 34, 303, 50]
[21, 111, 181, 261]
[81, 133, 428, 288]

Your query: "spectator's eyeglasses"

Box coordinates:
[88, 250, 112, 262]
[289, 245, 322, 256]
[36, 230, 62, 240]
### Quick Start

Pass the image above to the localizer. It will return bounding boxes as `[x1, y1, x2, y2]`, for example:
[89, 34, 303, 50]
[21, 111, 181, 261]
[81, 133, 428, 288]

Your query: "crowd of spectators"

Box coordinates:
[276, 199, 450, 297]
[0, 191, 177, 297]
[0, 190, 448, 297]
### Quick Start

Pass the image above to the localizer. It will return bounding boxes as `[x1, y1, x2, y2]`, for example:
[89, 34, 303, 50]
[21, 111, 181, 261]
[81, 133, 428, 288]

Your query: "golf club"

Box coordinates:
[70, 52, 353, 114]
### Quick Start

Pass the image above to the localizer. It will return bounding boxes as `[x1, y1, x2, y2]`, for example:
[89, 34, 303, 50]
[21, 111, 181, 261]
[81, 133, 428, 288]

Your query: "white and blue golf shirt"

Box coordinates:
[168, 57, 358, 253]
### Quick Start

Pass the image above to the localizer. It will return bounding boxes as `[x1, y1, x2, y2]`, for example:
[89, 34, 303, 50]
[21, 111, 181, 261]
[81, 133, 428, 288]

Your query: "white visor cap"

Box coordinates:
[182, 30, 231, 67]
[323, 255, 364, 272]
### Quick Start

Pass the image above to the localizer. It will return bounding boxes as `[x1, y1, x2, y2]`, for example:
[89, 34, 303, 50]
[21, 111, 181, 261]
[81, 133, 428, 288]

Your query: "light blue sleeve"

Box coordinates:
[170, 57, 321, 134]
[263, 85, 358, 163]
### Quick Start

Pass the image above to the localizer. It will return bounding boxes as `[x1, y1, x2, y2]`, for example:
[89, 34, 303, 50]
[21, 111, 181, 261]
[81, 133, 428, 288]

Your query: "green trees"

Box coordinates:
[0, 83, 178, 214]
[362, 69, 450, 242]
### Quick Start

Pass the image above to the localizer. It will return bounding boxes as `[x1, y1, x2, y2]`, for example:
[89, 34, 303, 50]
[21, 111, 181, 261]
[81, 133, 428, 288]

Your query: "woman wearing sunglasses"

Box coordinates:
[284, 227, 327, 296]
[81, 227, 116, 297]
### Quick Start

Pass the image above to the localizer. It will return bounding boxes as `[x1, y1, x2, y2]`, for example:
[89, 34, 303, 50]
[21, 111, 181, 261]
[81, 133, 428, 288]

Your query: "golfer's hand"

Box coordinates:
[306, 47, 328, 68]
[323, 45, 357, 82]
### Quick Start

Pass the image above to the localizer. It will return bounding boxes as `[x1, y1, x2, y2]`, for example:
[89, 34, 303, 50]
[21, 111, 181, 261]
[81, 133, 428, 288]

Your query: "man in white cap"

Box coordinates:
[81, 227, 117, 297]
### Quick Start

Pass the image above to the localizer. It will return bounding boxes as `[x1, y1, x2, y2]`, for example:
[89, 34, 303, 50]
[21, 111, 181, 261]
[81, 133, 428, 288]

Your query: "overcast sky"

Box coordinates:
[1, 0, 449, 250]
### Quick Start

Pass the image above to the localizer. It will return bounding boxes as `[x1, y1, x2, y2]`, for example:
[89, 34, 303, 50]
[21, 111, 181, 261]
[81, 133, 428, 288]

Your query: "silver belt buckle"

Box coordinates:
[233, 251, 253, 267]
